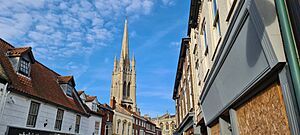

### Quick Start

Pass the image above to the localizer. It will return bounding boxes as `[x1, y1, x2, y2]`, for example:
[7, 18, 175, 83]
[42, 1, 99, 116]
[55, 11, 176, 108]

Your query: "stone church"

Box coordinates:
[109, 18, 138, 135]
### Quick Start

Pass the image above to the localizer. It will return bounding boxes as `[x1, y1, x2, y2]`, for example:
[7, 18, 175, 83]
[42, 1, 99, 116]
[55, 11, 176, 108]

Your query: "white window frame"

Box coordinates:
[19, 58, 30, 76]
[66, 84, 73, 97]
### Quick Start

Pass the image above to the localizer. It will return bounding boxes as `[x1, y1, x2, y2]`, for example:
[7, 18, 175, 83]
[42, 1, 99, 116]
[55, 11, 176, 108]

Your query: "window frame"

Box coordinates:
[211, 0, 221, 38]
[94, 121, 100, 135]
[226, 0, 238, 21]
[66, 84, 73, 97]
[19, 58, 30, 76]
[201, 19, 209, 55]
[54, 109, 64, 130]
[75, 115, 81, 133]
[26, 101, 40, 127]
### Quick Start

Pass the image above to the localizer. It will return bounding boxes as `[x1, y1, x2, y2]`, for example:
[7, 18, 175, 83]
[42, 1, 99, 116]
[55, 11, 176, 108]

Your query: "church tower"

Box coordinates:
[110, 18, 137, 112]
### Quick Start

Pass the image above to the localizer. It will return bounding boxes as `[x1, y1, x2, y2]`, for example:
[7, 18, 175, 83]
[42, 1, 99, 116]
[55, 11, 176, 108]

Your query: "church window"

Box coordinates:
[166, 122, 169, 130]
[123, 81, 127, 98]
[127, 82, 130, 97]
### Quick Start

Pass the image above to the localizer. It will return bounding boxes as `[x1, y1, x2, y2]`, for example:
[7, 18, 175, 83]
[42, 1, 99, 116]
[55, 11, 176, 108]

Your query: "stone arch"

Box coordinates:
[160, 122, 163, 128]
[171, 121, 176, 129]
[128, 105, 132, 111]
[117, 119, 121, 134]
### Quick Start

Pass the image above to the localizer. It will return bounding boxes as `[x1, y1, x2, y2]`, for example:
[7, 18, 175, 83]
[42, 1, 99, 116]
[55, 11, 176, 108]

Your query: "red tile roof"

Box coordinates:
[57, 76, 75, 86]
[0, 38, 86, 115]
[7, 47, 31, 56]
[77, 90, 84, 96]
[115, 104, 132, 116]
[86, 96, 96, 102]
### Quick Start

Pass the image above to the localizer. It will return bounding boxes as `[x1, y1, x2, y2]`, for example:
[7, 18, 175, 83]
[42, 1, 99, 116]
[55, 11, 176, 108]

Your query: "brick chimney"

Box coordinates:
[110, 97, 116, 109]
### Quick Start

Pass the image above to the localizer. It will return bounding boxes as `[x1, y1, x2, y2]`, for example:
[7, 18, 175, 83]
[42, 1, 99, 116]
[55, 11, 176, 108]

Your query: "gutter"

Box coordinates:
[275, 0, 300, 112]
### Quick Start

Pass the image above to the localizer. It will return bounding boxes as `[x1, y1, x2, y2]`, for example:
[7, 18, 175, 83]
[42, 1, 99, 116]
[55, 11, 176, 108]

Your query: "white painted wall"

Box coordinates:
[87, 115, 102, 135]
[0, 92, 99, 135]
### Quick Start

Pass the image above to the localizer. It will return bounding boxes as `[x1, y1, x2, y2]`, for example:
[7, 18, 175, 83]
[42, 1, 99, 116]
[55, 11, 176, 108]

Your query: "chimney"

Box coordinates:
[110, 97, 116, 109]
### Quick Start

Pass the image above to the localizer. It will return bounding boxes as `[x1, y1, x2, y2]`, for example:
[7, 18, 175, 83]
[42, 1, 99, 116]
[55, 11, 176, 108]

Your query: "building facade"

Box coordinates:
[179, 0, 300, 134]
[173, 38, 198, 135]
[0, 39, 102, 135]
[151, 113, 176, 135]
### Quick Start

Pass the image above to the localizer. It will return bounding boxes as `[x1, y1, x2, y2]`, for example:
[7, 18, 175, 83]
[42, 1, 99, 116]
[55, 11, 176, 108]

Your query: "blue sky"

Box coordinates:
[0, 0, 190, 117]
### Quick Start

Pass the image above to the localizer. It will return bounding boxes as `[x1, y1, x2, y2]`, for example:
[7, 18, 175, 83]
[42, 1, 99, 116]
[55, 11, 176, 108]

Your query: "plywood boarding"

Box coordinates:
[210, 123, 220, 135]
[236, 82, 290, 135]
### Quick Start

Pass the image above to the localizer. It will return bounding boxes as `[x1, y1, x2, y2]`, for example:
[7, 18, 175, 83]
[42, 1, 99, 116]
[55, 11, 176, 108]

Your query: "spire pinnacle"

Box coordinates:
[120, 18, 129, 61]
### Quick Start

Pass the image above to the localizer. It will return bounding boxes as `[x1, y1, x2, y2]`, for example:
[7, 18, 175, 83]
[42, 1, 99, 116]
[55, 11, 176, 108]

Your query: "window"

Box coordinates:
[26, 101, 40, 127]
[212, 0, 218, 18]
[105, 125, 109, 135]
[92, 103, 97, 111]
[160, 123, 163, 128]
[127, 83, 130, 97]
[127, 124, 130, 135]
[166, 122, 169, 130]
[66, 85, 73, 97]
[19, 58, 30, 76]
[75, 115, 81, 133]
[117, 121, 120, 134]
[94, 121, 100, 135]
[212, 0, 221, 37]
[226, 0, 238, 21]
[122, 122, 126, 135]
[201, 20, 209, 55]
[54, 109, 64, 130]
[123, 81, 127, 98]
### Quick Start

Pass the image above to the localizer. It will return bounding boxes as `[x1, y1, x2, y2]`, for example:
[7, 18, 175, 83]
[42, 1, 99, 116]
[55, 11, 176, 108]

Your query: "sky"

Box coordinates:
[0, 0, 190, 117]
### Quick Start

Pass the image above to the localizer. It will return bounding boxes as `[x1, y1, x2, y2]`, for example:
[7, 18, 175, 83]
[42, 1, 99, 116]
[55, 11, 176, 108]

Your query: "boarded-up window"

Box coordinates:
[210, 123, 220, 135]
[236, 82, 290, 134]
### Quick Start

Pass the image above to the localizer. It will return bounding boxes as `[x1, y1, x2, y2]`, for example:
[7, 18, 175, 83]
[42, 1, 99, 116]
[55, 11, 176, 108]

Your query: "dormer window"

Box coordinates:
[19, 58, 30, 76]
[92, 103, 97, 111]
[6, 47, 35, 77]
[66, 84, 73, 97]
[57, 76, 76, 98]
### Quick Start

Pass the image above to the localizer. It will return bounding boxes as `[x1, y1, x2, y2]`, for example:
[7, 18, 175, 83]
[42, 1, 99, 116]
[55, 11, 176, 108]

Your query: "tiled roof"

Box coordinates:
[57, 76, 75, 86]
[7, 46, 35, 62]
[0, 62, 9, 82]
[7, 47, 31, 56]
[77, 90, 84, 96]
[85, 96, 96, 102]
[115, 104, 132, 116]
[0, 38, 86, 115]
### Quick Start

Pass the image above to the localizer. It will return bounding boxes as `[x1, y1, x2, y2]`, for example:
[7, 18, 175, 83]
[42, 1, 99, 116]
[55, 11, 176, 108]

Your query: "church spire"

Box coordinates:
[120, 17, 129, 61]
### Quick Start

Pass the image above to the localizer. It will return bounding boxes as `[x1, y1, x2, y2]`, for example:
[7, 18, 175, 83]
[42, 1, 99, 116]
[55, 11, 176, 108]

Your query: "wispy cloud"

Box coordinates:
[0, 0, 156, 78]
[161, 0, 176, 6]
